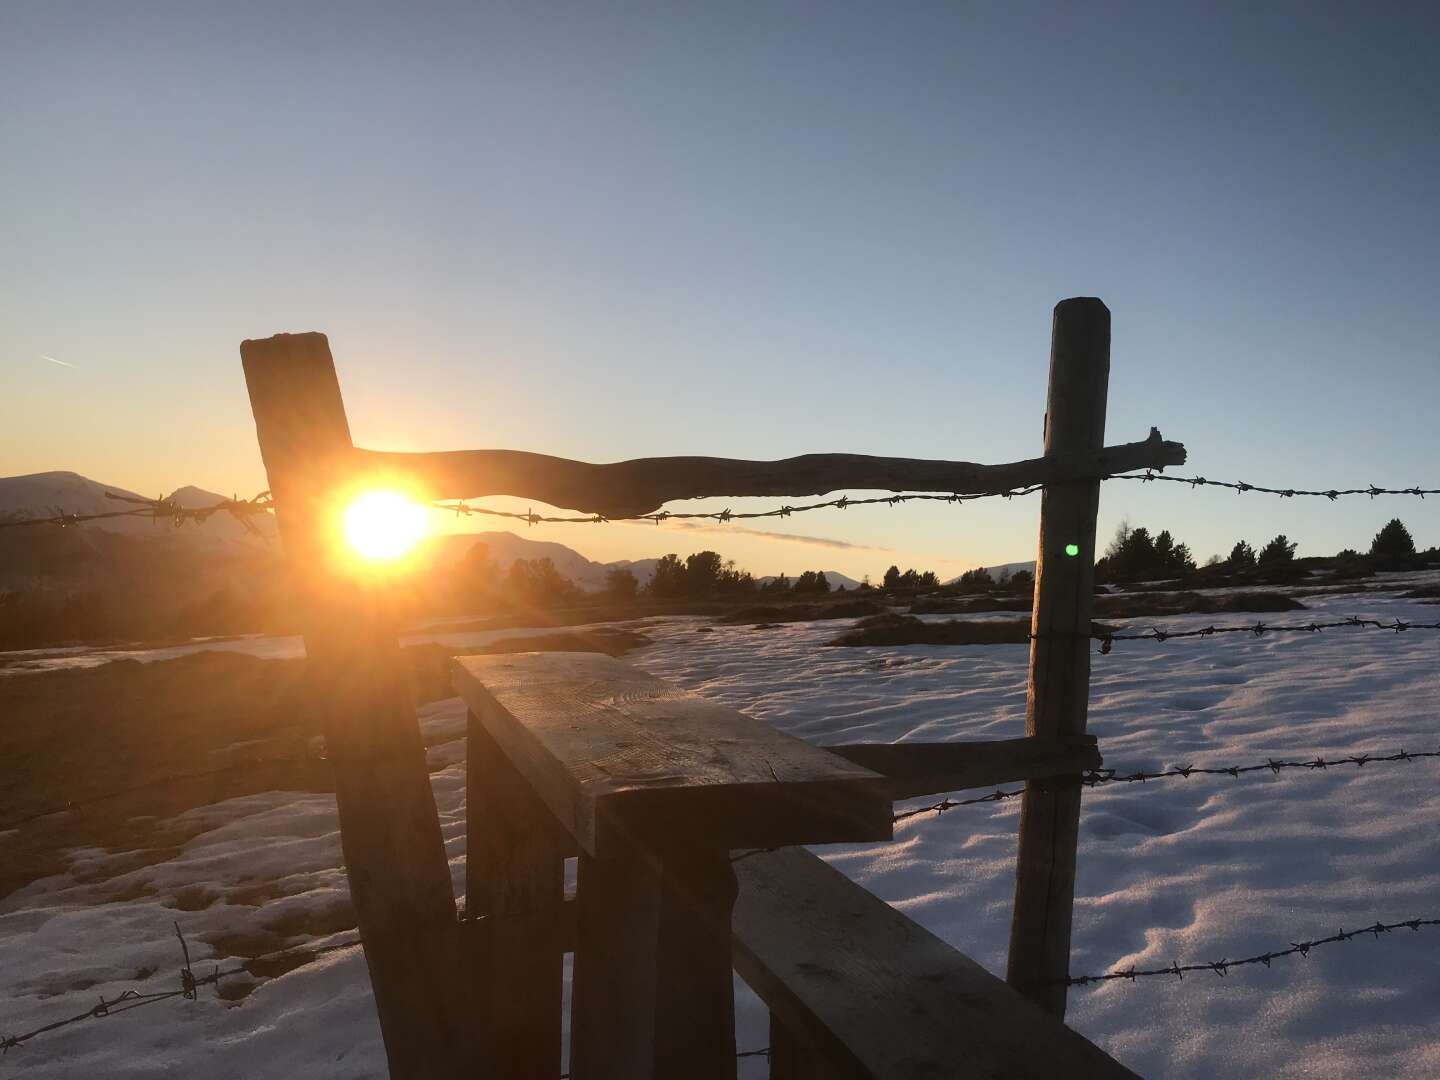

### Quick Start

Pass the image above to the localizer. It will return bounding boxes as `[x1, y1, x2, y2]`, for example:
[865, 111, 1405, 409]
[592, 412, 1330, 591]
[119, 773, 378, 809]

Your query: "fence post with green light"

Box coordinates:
[1006, 298, 1112, 1017]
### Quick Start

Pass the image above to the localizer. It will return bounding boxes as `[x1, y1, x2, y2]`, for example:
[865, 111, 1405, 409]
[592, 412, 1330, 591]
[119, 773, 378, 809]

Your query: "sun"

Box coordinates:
[341, 491, 429, 561]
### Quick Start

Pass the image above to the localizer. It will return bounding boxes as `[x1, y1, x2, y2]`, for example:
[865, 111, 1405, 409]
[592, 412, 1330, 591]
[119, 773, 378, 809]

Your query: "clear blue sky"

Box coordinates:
[3, 2, 1436, 578]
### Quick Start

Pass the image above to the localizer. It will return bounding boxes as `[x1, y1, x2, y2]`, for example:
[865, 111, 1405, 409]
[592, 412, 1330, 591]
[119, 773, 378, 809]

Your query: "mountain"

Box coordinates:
[757, 570, 864, 590]
[943, 560, 1036, 585]
[0, 472, 859, 591]
[421, 530, 619, 591]
[425, 530, 862, 592]
[0, 472, 277, 547]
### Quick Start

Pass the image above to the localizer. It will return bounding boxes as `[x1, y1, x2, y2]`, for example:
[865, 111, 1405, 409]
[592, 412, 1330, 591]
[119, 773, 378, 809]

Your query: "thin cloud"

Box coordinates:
[41, 354, 76, 368]
[662, 519, 892, 552]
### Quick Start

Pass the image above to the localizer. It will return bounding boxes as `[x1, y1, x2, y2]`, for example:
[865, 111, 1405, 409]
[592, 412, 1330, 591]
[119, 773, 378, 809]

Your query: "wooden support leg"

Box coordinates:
[654, 849, 739, 1080]
[767, 1011, 827, 1079]
[571, 844, 738, 1080]
[467, 710, 567, 1078]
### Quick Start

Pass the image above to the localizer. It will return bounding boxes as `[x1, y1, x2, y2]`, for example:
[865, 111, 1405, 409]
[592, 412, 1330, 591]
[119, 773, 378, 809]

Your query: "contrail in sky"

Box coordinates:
[41, 354, 77, 368]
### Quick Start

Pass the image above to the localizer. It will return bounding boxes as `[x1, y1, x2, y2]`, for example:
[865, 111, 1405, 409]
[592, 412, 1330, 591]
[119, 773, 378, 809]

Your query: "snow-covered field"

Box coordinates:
[2, 578, 1437, 1077]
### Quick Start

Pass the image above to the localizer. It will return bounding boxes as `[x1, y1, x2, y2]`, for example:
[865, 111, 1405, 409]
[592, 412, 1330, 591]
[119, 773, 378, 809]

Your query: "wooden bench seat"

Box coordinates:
[454, 651, 896, 1080]
[732, 848, 1139, 1079]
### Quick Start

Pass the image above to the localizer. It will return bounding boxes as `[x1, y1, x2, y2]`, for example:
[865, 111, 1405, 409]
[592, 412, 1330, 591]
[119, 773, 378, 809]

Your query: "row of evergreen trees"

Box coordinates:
[1097, 518, 1427, 582]
[458, 518, 1431, 608]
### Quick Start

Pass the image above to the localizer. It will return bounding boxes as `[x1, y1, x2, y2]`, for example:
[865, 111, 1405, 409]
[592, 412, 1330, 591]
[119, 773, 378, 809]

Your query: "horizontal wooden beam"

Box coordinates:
[351, 428, 1185, 516]
[822, 736, 1100, 801]
[452, 652, 892, 857]
[732, 848, 1139, 1078]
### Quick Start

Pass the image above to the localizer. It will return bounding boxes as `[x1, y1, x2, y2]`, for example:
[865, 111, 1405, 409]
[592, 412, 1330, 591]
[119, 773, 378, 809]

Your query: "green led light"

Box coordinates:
[1064, 543, 1080, 557]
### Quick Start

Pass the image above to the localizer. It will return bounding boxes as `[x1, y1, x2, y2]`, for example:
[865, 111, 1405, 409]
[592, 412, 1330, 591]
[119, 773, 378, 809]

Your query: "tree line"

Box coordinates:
[454, 544, 844, 608]
[1096, 517, 1433, 583]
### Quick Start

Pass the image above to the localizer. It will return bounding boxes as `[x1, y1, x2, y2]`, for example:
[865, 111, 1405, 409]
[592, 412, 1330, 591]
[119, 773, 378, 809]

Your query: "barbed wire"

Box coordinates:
[894, 746, 1440, 822]
[433, 469, 1439, 527]
[0, 466, 1434, 537]
[0, 492, 273, 534]
[1110, 472, 1439, 500]
[432, 486, 1047, 527]
[559, 1048, 769, 1078]
[0, 922, 361, 1059]
[1064, 916, 1440, 988]
[1063, 615, 1440, 653]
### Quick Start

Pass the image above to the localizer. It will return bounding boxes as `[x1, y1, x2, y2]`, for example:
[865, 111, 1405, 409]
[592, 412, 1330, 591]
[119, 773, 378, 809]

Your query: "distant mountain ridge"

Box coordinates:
[1, 473, 864, 588]
[426, 530, 860, 591]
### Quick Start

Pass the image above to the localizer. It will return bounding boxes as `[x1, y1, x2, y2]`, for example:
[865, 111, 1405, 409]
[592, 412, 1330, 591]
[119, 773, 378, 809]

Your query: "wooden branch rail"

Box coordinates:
[825, 734, 1101, 801]
[351, 427, 1185, 515]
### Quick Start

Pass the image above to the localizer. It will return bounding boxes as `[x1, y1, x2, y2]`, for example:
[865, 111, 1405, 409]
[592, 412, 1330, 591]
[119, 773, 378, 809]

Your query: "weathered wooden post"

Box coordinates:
[241, 332, 480, 1077]
[1006, 299, 1110, 1016]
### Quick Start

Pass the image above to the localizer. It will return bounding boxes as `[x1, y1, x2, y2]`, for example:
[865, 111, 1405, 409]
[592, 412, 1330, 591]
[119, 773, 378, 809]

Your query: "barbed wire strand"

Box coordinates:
[559, 1049, 769, 1078]
[1110, 472, 1439, 500]
[432, 486, 1047, 527]
[1, 924, 362, 1057]
[1, 466, 1435, 536]
[0, 492, 273, 533]
[1064, 616, 1440, 653]
[1064, 916, 1440, 988]
[433, 470, 1439, 526]
[894, 747, 1440, 822]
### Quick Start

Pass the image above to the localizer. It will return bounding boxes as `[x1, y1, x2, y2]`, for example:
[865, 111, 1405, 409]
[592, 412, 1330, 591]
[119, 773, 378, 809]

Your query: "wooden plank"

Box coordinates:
[732, 848, 1139, 1080]
[571, 845, 740, 1080]
[452, 652, 893, 856]
[824, 735, 1101, 800]
[351, 428, 1185, 515]
[1006, 298, 1110, 1016]
[465, 710, 567, 1077]
[241, 332, 479, 1078]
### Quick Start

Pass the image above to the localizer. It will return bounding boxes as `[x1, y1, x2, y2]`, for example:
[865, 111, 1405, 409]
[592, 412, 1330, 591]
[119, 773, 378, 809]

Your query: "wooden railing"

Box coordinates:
[240, 297, 1186, 1078]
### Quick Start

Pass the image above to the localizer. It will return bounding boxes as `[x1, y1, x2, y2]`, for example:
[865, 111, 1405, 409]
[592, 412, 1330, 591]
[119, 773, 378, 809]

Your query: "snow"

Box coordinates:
[1, 578, 1437, 1077]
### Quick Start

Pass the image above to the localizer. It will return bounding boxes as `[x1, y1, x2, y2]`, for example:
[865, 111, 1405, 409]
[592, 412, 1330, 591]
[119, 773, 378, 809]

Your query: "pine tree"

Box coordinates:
[1228, 541, 1257, 570]
[1257, 535, 1297, 567]
[1369, 519, 1416, 564]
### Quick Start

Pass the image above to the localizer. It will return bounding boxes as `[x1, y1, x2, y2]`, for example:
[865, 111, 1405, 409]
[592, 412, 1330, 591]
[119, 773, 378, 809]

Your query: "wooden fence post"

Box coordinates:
[240, 332, 480, 1078]
[1006, 299, 1110, 1016]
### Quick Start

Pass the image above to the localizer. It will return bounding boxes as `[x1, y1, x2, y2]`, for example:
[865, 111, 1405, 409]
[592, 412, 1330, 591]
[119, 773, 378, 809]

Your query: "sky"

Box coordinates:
[3, 2, 1438, 581]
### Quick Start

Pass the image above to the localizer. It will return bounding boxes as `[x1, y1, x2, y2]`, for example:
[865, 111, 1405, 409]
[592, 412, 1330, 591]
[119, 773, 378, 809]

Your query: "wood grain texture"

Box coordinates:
[452, 652, 893, 856]
[242, 332, 479, 1078]
[824, 735, 1101, 800]
[351, 427, 1184, 515]
[1007, 298, 1110, 1016]
[465, 711, 567, 1077]
[733, 848, 1140, 1080]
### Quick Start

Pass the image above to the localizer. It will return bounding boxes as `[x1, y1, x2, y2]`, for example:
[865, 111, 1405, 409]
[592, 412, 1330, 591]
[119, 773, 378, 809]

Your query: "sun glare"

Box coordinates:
[342, 491, 428, 561]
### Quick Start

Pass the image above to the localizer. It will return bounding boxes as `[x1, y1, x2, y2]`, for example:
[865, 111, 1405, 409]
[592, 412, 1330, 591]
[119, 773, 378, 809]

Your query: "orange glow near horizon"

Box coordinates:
[342, 490, 429, 562]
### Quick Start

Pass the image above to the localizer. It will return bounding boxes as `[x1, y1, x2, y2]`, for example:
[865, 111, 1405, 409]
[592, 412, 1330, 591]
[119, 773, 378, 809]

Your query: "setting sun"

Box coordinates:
[342, 491, 428, 561]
